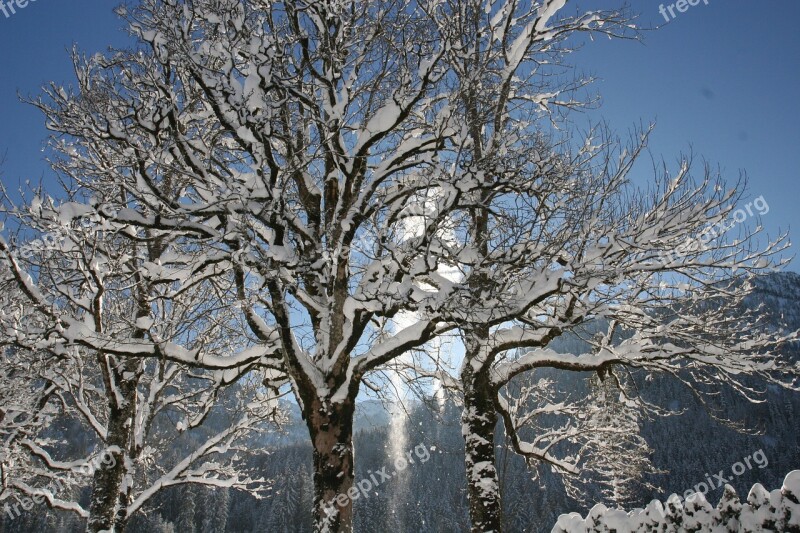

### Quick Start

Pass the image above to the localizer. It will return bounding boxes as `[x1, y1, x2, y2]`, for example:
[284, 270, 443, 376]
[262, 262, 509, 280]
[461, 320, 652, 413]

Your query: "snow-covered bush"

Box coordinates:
[552, 470, 800, 532]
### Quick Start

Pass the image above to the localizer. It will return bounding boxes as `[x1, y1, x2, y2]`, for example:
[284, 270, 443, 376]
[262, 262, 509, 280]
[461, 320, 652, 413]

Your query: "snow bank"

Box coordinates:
[551, 470, 800, 532]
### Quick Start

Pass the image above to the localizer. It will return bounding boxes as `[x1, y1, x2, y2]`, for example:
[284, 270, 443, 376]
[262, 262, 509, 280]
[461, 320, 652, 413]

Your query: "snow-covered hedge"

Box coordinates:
[552, 470, 800, 532]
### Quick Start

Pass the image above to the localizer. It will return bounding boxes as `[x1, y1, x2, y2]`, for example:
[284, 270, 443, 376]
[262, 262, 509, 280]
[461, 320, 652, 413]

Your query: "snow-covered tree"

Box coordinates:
[5, 2, 798, 532]
[403, 2, 800, 531]
[14, 1, 488, 530]
[0, 195, 282, 532]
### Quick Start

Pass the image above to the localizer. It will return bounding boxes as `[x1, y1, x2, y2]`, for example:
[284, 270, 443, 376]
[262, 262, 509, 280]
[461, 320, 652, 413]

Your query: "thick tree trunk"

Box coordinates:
[461, 362, 503, 533]
[306, 398, 356, 533]
[86, 380, 136, 532]
[86, 419, 128, 532]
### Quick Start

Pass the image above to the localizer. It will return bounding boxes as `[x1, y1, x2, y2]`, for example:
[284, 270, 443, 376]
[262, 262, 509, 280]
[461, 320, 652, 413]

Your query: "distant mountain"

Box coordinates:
[638, 271, 800, 515]
[748, 271, 800, 323]
[746, 272, 800, 355]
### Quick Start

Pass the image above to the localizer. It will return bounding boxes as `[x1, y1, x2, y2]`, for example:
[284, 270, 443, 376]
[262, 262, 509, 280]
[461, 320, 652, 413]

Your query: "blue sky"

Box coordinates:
[0, 0, 798, 270]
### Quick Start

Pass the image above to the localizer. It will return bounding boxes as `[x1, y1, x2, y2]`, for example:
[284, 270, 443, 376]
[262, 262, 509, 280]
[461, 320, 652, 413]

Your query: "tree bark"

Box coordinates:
[461, 354, 503, 533]
[306, 398, 356, 533]
[86, 371, 136, 533]
[86, 419, 128, 532]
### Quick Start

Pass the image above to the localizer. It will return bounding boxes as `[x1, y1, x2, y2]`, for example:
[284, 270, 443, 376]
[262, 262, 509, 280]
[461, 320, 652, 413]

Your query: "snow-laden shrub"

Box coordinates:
[552, 470, 800, 532]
